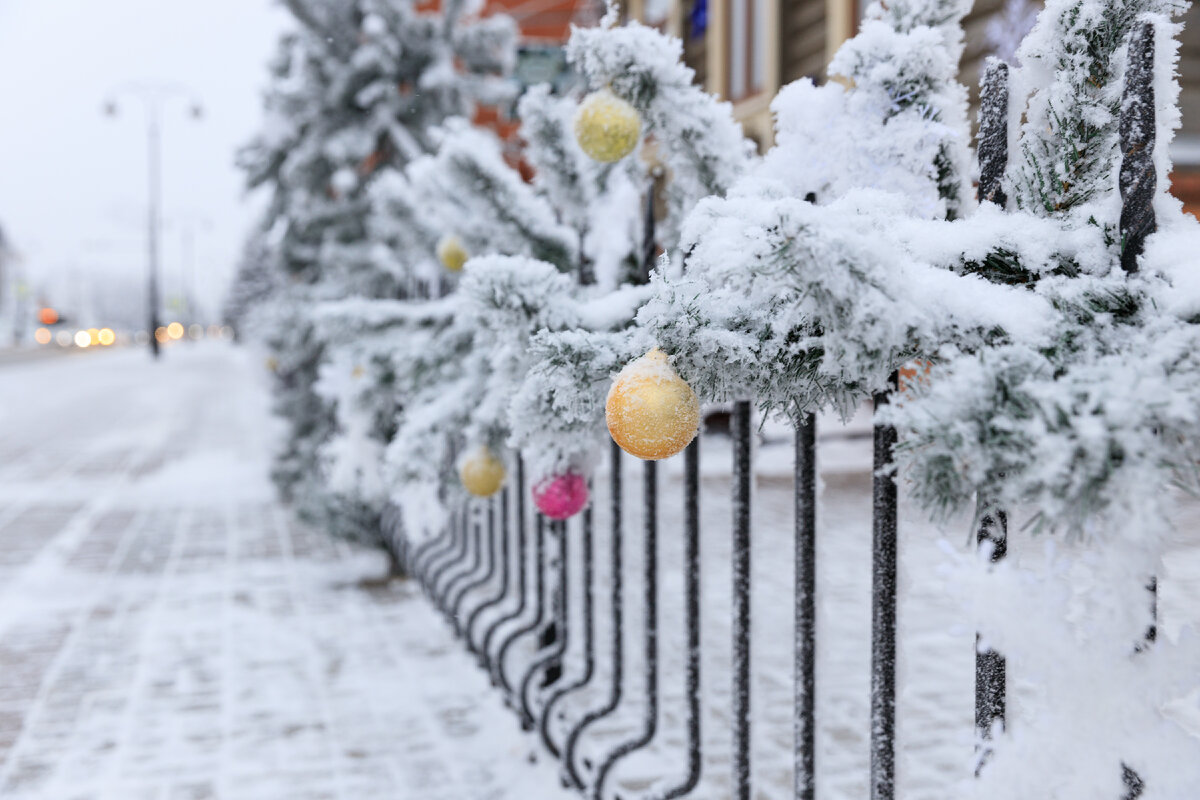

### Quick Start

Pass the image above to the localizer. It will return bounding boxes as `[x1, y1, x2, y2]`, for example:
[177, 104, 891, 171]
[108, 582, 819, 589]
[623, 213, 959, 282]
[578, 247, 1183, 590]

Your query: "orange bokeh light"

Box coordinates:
[38, 308, 59, 325]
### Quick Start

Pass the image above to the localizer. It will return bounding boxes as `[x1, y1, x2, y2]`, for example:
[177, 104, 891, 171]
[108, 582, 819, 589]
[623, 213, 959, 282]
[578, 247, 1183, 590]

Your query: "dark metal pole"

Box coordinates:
[541, 502, 595, 758]
[975, 508, 1007, 772]
[520, 520, 570, 729]
[487, 459, 528, 686]
[592, 460, 658, 800]
[146, 99, 162, 358]
[732, 400, 753, 800]
[435, 509, 477, 614]
[652, 438, 702, 800]
[975, 57, 1010, 778]
[870, 380, 899, 800]
[425, 508, 467, 601]
[564, 441, 623, 789]
[451, 506, 497, 633]
[1119, 25, 1157, 796]
[794, 414, 817, 800]
[469, 495, 509, 658]
[1120, 22, 1157, 274]
[497, 513, 547, 703]
[977, 58, 1009, 210]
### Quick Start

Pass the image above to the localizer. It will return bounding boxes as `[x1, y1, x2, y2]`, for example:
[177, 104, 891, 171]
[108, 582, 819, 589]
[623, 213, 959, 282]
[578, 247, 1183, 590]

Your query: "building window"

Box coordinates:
[727, 0, 768, 100]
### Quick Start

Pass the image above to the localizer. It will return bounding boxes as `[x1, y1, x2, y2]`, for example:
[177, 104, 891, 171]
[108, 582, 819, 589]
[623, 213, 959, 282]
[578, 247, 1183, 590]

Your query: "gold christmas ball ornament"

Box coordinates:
[606, 348, 701, 461]
[460, 445, 506, 497]
[575, 88, 642, 164]
[437, 234, 469, 273]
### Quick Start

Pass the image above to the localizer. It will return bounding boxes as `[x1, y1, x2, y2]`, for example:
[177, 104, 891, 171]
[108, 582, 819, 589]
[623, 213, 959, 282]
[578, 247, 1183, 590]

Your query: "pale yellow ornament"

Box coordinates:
[460, 445, 506, 497]
[437, 235, 469, 273]
[606, 348, 700, 461]
[265, 356, 279, 373]
[574, 88, 642, 163]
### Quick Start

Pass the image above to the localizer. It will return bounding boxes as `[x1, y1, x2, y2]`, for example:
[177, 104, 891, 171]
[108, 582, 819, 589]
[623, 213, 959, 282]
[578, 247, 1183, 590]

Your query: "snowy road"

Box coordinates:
[0, 344, 572, 800]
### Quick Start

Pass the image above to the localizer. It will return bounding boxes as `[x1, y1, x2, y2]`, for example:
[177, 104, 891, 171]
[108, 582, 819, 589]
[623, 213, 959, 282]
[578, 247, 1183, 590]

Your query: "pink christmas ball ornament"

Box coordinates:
[533, 473, 590, 520]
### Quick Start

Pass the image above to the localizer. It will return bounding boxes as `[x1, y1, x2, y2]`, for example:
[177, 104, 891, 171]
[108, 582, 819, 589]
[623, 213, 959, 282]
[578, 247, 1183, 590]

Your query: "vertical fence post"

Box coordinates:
[486, 459, 528, 687]
[870, 377, 898, 800]
[974, 508, 1007, 771]
[651, 438, 703, 800]
[564, 441, 623, 789]
[1120, 22, 1157, 275]
[541, 501, 595, 758]
[592, 460, 659, 800]
[498, 513, 547, 704]
[468, 495, 506, 656]
[794, 413, 817, 800]
[521, 519, 571, 729]
[975, 57, 1010, 774]
[732, 399, 753, 800]
[453, 501, 497, 634]
[1120, 23, 1157, 798]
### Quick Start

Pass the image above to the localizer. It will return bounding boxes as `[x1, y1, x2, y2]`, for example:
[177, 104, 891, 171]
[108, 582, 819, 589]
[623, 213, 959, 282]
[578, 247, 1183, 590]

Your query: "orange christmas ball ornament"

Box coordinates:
[460, 445, 506, 497]
[606, 348, 700, 461]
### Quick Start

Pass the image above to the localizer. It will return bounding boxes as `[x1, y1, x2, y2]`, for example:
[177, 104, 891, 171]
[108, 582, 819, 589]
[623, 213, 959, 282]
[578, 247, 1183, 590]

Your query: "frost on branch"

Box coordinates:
[566, 20, 756, 249]
[1006, 0, 1185, 226]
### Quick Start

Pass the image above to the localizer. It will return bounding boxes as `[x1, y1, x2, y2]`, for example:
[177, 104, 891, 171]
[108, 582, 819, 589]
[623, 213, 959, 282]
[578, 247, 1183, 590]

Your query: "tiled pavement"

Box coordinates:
[0, 346, 570, 800]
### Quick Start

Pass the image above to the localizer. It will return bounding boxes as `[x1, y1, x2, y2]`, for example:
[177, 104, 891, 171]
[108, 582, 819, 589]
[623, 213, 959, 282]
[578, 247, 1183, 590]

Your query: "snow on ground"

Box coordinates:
[0, 343, 1195, 799]
[0, 344, 573, 800]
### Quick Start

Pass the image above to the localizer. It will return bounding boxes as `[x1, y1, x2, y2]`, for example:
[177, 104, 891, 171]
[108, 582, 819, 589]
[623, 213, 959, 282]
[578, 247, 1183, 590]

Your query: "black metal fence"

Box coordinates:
[383, 27, 1159, 800]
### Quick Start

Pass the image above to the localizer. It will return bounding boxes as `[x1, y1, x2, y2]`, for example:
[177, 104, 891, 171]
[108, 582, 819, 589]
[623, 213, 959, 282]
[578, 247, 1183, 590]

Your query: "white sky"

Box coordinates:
[0, 0, 289, 323]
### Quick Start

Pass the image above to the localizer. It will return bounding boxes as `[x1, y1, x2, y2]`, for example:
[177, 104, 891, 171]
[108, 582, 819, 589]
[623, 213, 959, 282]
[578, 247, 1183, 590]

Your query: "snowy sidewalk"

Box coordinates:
[0, 345, 571, 800]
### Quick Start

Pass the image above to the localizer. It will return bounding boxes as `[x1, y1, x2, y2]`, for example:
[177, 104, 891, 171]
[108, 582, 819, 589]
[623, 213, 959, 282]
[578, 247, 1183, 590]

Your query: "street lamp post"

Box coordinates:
[103, 84, 203, 358]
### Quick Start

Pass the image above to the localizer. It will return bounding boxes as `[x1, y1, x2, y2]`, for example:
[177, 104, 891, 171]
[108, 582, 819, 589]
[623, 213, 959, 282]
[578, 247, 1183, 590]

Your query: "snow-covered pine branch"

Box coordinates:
[566, 18, 757, 250]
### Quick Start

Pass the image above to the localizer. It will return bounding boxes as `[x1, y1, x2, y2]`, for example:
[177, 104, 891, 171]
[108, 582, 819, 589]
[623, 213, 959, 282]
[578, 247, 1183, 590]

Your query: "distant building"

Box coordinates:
[622, 0, 1200, 215]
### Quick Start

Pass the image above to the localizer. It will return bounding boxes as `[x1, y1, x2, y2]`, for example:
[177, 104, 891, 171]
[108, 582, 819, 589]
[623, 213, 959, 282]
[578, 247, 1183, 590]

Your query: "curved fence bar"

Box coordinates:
[794, 414, 817, 800]
[486, 459, 529, 686]
[870, 381, 899, 800]
[469, 494, 509, 657]
[650, 438, 702, 800]
[541, 502, 595, 758]
[450, 508, 496, 634]
[425, 508, 468, 602]
[415, 507, 459, 586]
[591, 460, 659, 800]
[409, 525, 450, 586]
[732, 400, 753, 800]
[436, 510, 480, 615]
[496, 513, 547, 703]
[564, 441, 623, 790]
[520, 520, 571, 729]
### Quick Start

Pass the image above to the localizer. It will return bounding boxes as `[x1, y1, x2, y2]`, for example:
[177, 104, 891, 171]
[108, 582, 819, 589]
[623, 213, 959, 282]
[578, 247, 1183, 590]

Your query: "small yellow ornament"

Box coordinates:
[265, 356, 278, 373]
[460, 445, 506, 497]
[575, 88, 641, 164]
[606, 348, 700, 461]
[437, 234, 469, 273]
[351, 364, 365, 379]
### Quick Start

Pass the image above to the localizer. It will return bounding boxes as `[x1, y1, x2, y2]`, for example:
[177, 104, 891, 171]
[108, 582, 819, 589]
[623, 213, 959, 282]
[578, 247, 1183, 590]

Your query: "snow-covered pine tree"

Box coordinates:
[237, 0, 516, 554]
[506, 14, 757, 481]
[377, 86, 647, 534]
[222, 226, 280, 341]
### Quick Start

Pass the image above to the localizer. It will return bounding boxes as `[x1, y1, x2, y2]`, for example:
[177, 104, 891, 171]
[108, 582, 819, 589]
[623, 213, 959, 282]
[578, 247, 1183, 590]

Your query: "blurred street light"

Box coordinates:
[103, 83, 204, 360]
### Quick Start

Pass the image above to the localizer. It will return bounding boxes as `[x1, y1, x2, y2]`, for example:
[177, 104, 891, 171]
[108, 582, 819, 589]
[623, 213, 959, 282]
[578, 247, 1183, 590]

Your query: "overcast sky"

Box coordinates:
[0, 0, 288, 322]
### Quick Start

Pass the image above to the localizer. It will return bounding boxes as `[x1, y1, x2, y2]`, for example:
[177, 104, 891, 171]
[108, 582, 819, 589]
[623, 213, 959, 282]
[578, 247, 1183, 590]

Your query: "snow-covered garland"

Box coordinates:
[637, 0, 1200, 537]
